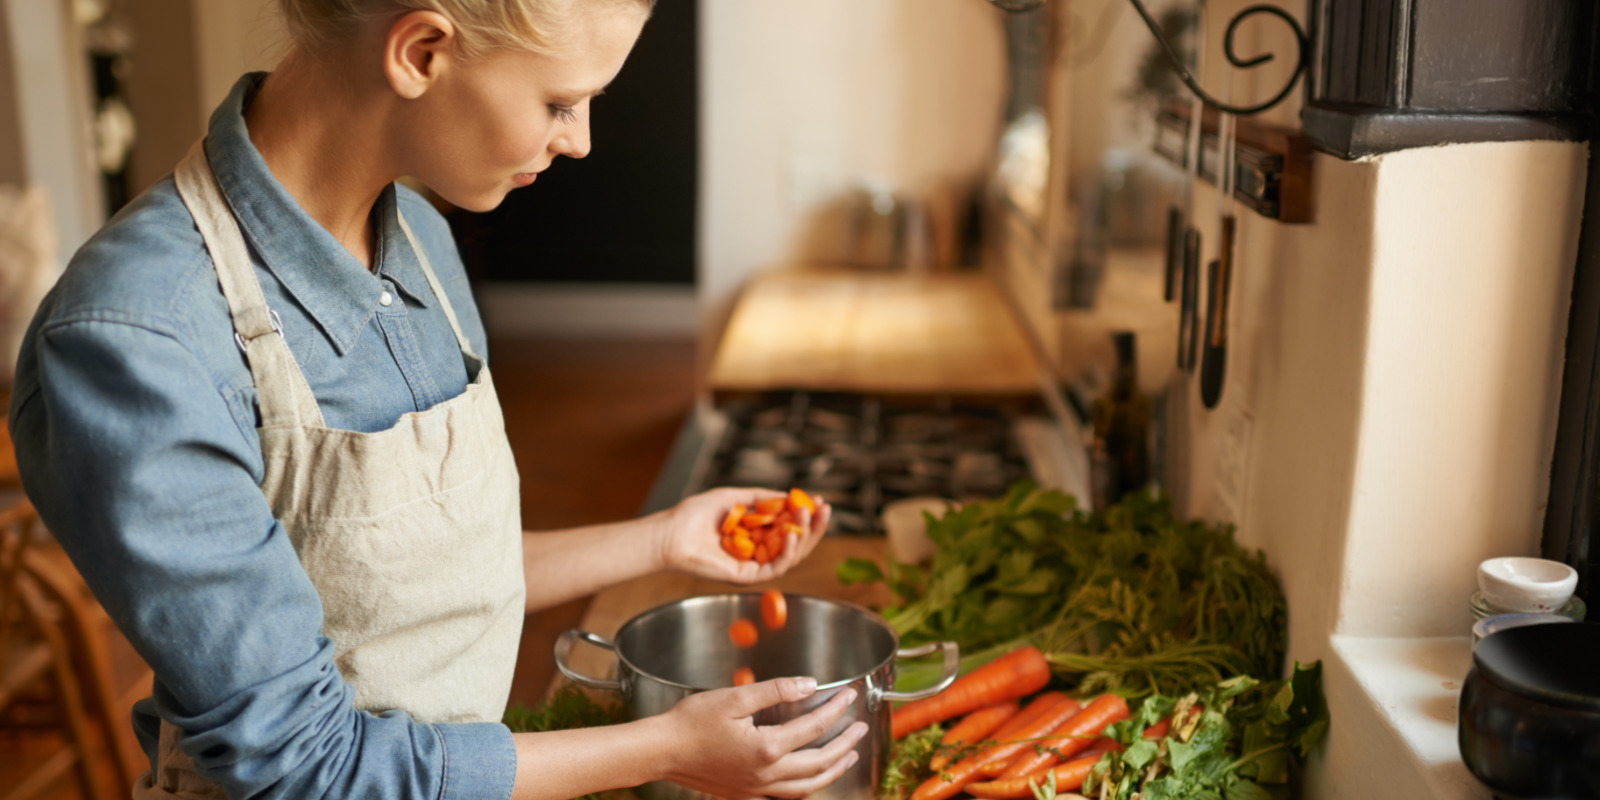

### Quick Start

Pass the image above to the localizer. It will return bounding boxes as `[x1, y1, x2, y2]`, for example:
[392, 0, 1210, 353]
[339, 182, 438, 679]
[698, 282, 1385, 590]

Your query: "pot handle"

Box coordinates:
[882, 640, 961, 701]
[554, 629, 622, 691]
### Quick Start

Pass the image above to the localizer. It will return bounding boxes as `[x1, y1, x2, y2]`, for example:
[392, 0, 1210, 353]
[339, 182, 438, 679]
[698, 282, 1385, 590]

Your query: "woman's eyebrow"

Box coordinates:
[552, 86, 609, 104]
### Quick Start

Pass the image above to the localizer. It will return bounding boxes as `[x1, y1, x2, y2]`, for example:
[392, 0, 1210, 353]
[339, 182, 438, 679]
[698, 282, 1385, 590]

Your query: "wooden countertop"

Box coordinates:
[552, 536, 893, 689]
[707, 268, 1043, 396]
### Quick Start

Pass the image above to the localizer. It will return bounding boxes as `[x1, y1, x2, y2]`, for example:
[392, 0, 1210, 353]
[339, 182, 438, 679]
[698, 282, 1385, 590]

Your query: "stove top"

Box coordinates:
[695, 391, 1038, 535]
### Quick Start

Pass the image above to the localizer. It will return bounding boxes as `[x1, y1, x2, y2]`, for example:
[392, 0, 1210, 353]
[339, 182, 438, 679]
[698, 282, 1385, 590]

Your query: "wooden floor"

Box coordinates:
[0, 334, 699, 798]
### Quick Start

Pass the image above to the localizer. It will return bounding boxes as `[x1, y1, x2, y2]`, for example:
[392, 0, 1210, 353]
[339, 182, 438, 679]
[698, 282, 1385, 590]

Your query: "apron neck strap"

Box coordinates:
[173, 141, 326, 429]
[396, 211, 478, 361]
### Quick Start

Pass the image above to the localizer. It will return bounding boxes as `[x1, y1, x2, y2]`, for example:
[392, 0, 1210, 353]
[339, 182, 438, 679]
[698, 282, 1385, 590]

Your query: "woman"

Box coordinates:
[8, 1, 868, 798]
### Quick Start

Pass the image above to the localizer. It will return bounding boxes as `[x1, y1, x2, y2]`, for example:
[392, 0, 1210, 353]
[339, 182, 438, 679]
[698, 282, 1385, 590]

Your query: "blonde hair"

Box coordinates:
[277, 0, 654, 58]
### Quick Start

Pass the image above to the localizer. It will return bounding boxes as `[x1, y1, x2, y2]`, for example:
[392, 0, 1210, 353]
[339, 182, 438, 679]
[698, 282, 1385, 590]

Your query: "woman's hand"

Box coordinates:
[652, 677, 868, 800]
[655, 487, 831, 584]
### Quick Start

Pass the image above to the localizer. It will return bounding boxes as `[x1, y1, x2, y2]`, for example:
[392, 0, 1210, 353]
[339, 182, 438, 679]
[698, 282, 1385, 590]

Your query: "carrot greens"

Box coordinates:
[840, 483, 1288, 699]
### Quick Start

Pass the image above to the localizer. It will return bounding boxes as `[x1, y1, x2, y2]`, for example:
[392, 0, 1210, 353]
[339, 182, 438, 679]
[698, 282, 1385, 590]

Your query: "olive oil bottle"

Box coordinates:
[1091, 331, 1152, 509]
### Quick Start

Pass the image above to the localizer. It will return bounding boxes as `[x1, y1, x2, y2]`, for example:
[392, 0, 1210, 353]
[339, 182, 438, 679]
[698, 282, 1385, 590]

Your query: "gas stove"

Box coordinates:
[643, 390, 1091, 535]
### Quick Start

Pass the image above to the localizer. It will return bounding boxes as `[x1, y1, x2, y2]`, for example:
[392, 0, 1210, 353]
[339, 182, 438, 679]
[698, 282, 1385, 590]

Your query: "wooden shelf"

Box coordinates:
[1153, 100, 1316, 224]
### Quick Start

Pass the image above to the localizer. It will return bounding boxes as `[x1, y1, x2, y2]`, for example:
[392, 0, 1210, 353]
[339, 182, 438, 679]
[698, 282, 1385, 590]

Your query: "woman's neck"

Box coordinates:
[244, 52, 398, 270]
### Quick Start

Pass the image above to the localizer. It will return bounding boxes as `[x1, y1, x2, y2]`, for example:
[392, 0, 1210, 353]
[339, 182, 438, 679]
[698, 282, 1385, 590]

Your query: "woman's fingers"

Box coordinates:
[762, 720, 868, 783]
[720, 676, 825, 718]
[765, 686, 858, 753]
[761, 747, 862, 798]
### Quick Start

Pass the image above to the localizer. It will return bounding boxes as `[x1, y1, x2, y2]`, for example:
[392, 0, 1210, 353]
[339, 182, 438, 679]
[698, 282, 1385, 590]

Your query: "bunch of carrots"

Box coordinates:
[720, 489, 816, 564]
[892, 646, 1150, 800]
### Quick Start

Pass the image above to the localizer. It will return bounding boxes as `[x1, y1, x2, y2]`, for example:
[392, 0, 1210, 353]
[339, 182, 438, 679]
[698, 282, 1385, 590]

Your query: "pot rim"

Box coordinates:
[611, 591, 902, 692]
[1471, 621, 1600, 713]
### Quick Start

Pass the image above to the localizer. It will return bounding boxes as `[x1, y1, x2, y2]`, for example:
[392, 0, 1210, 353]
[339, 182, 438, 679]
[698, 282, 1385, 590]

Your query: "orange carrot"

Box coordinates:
[932, 691, 1066, 770]
[890, 646, 1052, 739]
[753, 497, 788, 515]
[761, 590, 787, 630]
[728, 619, 758, 648]
[732, 667, 755, 686]
[973, 697, 1084, 777]
[789, 487, 817, 513]
[721, 504, 746, 535]
[929, 701, 1019, 771]
[965, 741, 1120, 799]
[994, 694, 1130, 779]
[1142, 715, 1172, 740]
[911, 694, 1085, 800]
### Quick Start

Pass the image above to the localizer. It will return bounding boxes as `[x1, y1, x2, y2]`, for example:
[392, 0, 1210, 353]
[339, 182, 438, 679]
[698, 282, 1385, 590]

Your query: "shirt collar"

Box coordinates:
[203, 73, 432, 357]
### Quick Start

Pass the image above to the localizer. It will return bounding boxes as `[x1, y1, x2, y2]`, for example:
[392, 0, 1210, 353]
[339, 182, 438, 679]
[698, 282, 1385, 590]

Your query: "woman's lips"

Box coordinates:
[513, 172, 539, 187]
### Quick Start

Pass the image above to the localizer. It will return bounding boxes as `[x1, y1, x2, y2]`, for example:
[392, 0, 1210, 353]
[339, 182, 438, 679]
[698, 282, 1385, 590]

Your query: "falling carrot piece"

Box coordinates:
[728, 619, 759, 648]
[732, 667, 755, 686]
[761, 590, 787, 630]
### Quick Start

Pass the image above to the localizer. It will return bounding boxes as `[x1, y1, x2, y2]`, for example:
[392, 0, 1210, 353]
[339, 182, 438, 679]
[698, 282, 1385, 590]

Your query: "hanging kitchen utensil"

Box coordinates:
[1200, 67, 1238, 409]
[1175, 0, 1206, 369]
[1164, 206, 1182, 302]
[1180, 228, 1201, 372]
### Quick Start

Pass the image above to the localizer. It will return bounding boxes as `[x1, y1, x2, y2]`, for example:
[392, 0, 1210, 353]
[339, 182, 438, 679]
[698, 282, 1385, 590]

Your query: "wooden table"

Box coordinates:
[707, 268, 1043, 397]
[551, 536, 894, 691]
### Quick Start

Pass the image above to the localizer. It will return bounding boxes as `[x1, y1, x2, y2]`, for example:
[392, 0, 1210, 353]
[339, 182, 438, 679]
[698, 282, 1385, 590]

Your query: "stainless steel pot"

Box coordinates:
[555, 593, 960, 800]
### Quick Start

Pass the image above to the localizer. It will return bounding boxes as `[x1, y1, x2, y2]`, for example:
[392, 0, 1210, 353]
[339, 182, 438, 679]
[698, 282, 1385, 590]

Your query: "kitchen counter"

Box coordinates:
[551, 536, 895, 690]
[707, 267, 1045, 396]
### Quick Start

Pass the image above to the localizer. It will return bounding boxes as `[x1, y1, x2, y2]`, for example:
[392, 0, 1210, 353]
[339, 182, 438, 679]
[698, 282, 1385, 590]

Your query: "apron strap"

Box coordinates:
[173, 141, 326, 429]
[396, 211, 478, 361]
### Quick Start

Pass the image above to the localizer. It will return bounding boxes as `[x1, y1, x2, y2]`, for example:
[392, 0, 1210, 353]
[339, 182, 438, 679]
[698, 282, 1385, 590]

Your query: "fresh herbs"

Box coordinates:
[503, 684, 628, 733]
[883, 724, 948, 800]
[840, 483, 1287, 699]
[1076, 662, 1328, 800]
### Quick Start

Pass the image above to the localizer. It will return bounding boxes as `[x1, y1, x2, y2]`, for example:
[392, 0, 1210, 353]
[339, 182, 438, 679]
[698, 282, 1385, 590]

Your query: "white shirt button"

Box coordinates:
[379, 291, 393, 307]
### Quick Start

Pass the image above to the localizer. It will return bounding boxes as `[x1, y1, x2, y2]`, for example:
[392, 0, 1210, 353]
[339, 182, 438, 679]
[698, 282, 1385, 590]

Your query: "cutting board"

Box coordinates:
[707, 268, 1044, 396]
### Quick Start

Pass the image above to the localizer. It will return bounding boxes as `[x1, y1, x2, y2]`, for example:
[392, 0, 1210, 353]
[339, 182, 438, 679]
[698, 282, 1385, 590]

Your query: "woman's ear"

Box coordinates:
[383, 10, 457, 99]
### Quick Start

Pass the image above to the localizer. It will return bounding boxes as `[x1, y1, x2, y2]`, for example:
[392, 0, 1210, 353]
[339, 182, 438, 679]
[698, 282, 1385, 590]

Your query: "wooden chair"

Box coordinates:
[0, 499, 147, 800]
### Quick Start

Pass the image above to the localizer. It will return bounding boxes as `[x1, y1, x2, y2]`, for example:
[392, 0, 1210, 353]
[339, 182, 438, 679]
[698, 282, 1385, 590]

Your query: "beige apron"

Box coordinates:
[133, 144, 526, 798]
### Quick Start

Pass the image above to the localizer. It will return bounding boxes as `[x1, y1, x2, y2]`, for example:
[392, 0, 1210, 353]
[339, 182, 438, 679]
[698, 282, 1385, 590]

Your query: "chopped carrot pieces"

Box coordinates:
[789, 488, 816, 514]
[716, 489, 822, 563]
[721, 504, 745, 535]
[728, 619, 759, 648]
[761, 590, 787, 630]
[732, 667, 755, 686]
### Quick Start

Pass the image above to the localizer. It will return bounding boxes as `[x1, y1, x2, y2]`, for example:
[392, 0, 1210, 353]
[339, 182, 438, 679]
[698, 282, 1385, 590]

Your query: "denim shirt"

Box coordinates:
[8, 73, 517, 800]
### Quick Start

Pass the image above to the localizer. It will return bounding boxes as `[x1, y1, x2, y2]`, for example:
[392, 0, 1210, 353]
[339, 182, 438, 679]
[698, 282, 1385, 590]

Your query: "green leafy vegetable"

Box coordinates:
[1080, 662, 1327, 800]
[842, 483, 1287, 698]
[881, 723, 946, 800]
[504, 684, 628, 733]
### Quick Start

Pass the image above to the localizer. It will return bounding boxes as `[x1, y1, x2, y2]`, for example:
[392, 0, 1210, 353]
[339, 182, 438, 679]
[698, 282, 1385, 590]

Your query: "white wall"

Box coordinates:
[2, 0, 101, 257]
[698, 0, 1009, 319]
[1160, 139, 1586, 797]
[190, 0, 285, 131]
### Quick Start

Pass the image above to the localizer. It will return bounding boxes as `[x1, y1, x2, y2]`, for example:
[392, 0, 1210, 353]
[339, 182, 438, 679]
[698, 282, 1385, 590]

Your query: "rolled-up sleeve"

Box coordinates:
[10, 314, 516, 800]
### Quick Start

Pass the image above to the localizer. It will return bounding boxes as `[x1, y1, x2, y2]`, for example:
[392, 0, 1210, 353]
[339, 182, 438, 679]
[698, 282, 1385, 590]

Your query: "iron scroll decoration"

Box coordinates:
[985, 0, 1309, 117]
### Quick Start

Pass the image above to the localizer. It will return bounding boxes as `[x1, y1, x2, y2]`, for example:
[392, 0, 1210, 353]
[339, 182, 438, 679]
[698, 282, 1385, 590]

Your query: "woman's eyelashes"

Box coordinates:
[548, 103, 578, 123]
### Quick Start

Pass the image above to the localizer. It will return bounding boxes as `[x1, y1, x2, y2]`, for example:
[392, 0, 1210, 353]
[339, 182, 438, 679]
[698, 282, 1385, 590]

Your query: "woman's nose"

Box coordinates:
[552, 118, 592, 160]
